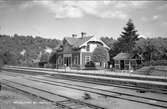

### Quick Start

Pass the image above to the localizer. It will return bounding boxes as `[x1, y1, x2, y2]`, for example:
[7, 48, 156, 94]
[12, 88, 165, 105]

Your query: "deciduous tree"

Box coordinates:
[91, 46, 109, 63]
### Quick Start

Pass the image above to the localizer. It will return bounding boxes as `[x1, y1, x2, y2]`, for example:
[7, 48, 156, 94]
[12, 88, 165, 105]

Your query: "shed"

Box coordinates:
[113, 53, 143, 70]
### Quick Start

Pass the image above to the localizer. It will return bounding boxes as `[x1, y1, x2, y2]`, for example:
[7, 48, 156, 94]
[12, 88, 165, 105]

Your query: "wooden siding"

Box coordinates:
[80, 52, 92, 69]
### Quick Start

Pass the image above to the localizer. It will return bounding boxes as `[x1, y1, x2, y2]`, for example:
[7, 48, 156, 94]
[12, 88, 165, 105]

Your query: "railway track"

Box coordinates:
[3, 69, 167, 95]
[2, 70, 167, 95]
[26, 76, 167, 109]
[3, 67, 167, 95]
[1, 71, 167, 109]
[50, 74, 167, 94]
[30, 76, 167, 102]
[1, 68, 167, 108]
[1, 79, 105, 109]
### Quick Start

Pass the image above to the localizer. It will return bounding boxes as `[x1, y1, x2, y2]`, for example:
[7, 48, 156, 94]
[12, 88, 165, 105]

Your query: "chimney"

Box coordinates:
[72, 34, 77, 38]
[81, 32, 86, 38]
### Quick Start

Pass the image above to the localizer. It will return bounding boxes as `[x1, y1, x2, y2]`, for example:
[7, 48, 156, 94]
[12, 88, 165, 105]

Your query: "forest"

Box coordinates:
[0, 34, 61, 66]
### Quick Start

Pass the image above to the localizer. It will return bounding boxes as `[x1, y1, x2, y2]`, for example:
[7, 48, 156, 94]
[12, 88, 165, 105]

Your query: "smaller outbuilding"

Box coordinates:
[113, 53, 143, 70]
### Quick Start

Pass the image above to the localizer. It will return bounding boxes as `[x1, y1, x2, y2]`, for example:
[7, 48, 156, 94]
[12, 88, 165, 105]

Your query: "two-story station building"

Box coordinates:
[55, 33, 109, 69]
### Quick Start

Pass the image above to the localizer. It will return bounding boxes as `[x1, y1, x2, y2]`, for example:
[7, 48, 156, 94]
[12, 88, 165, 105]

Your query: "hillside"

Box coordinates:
[0, 34, 61, 66]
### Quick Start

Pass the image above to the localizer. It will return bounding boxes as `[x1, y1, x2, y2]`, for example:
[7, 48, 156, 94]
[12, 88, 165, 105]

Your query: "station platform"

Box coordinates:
[3, 66, 167, 90]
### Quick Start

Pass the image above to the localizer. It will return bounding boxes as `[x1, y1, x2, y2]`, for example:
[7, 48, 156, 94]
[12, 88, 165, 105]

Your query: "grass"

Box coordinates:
[134, 65, 167, 77]
[0, 87, 57, 109]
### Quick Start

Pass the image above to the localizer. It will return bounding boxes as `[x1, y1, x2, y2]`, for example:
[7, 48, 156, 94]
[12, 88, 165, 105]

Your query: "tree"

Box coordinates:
[38, 52, 49, 68]
[135, 38, 163, 62]
[109, 41, 121, 66]
[0, 51, 17, 65]
[91, 46, 109, 63]
[40, 52, 49, 63]
[160, 46, 167, 60]
[48, 51, 58, 64]
[117, 19, 139, 53]
[0, 53, 4, 70]
[143, 40, 156, 62]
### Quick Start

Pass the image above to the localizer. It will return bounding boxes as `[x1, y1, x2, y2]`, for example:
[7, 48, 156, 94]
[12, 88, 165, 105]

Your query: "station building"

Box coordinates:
[54, 33, 109, 69]
[113, 52, 143, 70]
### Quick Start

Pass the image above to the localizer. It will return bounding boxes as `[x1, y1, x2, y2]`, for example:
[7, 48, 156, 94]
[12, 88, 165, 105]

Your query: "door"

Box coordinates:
[64, 57, 71, 67]
[120, 60, 125, 70]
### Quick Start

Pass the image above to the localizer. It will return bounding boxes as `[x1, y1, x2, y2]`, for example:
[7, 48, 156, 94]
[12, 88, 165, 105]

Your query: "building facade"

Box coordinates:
[55, 34, 109, 69]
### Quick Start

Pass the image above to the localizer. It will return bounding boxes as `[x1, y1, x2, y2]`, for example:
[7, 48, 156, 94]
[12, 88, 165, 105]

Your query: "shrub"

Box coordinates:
[0, 58, 4, 70]
[91, 46, 109, 63]
[143, 60, 167, 66]
[84, 61, 96, 70]
[85, 61, 95, 67]
[151, 60, 167, 66]
[135, 66, 155, 75]
[0, 51, 17, 66]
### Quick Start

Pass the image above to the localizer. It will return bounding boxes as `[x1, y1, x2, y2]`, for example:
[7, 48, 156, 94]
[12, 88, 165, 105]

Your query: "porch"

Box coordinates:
[56, 53, 81, 69]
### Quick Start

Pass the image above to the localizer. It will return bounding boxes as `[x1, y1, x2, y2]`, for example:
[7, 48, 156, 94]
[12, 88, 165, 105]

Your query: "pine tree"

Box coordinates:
[117, 19, 139, 53]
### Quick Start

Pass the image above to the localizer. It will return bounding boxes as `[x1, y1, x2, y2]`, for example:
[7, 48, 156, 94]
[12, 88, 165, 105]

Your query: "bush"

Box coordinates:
[0, 58, 4, 71]
[143, 60, 167, 66]
[84, 61, 96, 70]
[85, 61, 95, 67]
[135, 66, 155, 75]
[151, 60, 167, 66]
[0, 51, 17, 66]
[44, 63, 53, 68]
[91, 46, 109, 63]
[144, 66, 155, 75]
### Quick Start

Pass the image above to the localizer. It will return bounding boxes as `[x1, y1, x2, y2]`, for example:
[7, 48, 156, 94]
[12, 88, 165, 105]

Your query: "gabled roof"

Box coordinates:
[113, 53, 143, 60]
[64, 36, 93, 47]
[80, 36, 110, 49]
[113, 53, 133, 60]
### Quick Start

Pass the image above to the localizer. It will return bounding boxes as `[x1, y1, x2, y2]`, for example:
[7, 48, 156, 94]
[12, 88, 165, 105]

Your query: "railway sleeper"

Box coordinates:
[54, 74, 167, 94]
[56, 100, 91, 109]
[2, 80, 105, 109]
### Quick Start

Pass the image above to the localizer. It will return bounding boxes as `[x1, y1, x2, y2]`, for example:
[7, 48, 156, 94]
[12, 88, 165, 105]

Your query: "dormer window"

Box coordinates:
[86, 44, 90, 51]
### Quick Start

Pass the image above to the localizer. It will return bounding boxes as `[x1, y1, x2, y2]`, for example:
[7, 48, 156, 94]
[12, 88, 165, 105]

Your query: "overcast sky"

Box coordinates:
[0, 0, 167, 39]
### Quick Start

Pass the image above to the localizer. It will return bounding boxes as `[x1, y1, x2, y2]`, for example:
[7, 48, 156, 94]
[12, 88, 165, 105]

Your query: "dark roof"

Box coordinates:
[113, 53, 143, 60]
[113, 53, 134, 60]
[64, 36, 93, 47]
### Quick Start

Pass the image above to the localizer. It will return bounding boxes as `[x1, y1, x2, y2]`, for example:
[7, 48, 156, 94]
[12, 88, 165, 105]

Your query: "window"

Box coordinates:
[125, 60, 129, 64]
[58, 56, 62, 64]
[85, 56, 91, 64]
[86, 44, 90, 51]
[74, 56, 78, 64]
[115, 60, 119, 64]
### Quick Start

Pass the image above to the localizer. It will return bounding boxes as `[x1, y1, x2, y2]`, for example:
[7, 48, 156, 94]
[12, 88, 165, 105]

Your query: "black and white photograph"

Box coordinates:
[0, 0, 167, 109]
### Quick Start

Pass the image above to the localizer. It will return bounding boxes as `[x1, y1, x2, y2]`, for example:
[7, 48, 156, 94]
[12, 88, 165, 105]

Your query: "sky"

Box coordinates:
[0, 0, 167, 40]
